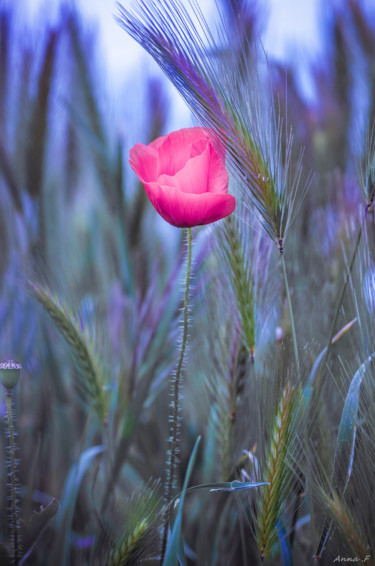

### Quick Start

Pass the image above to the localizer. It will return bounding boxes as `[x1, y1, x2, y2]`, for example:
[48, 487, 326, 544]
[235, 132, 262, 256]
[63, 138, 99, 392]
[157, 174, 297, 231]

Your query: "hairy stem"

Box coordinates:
[160, 227, 192, 564]
[6, 391, 20, 565]
[281, 253, 300, 374]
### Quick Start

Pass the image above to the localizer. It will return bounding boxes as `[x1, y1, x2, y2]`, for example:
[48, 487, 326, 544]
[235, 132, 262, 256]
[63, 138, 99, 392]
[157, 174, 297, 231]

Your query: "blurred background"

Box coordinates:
[1, 0, 326, 144]
[1, 0, 375, 564]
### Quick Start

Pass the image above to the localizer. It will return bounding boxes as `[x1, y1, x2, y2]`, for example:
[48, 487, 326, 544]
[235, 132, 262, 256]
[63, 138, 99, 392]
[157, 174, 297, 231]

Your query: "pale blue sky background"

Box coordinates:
[6, 0, 374, 146]
[5, 0, 327, 132]
[10, 0, 323, 77]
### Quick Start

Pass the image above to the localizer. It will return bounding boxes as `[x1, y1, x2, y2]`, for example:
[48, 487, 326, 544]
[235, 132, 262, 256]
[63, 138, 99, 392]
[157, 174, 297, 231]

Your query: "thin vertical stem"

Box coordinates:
[281, 253, 300, 375]
[6, 391, 20, 565]
[160, 227, 192, 565]
[302, 215, 365, 552]
[326, 225, 363, 354]
[313, 219, 364, 405]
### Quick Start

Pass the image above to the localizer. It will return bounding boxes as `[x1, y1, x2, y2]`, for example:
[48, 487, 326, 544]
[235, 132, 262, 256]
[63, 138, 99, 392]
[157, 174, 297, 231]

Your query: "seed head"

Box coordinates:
[0, 360, 22, 391]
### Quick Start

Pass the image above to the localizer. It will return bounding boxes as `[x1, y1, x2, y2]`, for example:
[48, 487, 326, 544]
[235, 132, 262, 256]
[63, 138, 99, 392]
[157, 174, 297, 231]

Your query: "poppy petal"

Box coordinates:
[129, 143, 159, 182]
[157, 145, 211, 194]
[129, 127, 236, 227]
[156, 128, 209, 177]
[144, 182, 236, 227]
[207, 146, 229, 194]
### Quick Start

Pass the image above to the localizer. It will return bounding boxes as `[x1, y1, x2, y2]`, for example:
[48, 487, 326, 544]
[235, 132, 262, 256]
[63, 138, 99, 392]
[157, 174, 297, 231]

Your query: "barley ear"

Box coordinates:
[256, 382, 298, 560]
[320, 492, 370, 562]
[217, 216, 256, 358]
[108, 485, 160, 566]
[28, 282, 108, 421]
[108, 519, 149, 566]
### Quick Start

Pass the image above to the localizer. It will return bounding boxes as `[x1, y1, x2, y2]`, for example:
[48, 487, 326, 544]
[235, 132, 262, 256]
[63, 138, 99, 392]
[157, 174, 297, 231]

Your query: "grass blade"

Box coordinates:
[53, 445, 104, 566]
[315, 353, 375, 557]
[163, 435, 201, 566]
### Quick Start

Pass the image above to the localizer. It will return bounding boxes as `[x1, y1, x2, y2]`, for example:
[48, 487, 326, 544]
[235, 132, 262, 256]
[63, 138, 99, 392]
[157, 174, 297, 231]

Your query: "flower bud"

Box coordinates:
[0, 360, 22, 391]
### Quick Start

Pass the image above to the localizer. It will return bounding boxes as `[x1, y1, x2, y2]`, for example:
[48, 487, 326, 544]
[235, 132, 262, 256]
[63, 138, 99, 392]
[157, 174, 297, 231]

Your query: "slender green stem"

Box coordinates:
[301, 216, 365, 553]
[6, 391, 20, 565]
[281, 247, 302, 545]
[313, 220, 364, 404]
[160, 227, 192, 565]
[281, 253, 300, 375]
[326, 224, 362, 350]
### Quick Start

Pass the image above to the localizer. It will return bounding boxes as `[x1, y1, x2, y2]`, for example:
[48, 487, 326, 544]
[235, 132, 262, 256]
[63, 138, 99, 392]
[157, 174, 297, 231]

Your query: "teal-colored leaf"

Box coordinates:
[278, 521, 293, 566]
[52, 445, 104, 566]
[166, 478, 266, 565]
[208, 480, 267, 492]
[304, 320, 357, 411]
[332, 354, 374, 493]
[170, 480, 268, 502]
[178, 535, 188, 566]
[315, 353, 374, 558]
[163, 436, 201, 566]
[57, 444, 104, 526]
[302, 346, 327, 410]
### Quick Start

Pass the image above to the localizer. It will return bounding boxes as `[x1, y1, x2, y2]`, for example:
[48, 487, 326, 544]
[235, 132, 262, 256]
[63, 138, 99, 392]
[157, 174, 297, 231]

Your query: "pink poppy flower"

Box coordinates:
[129, 127, 236, 227]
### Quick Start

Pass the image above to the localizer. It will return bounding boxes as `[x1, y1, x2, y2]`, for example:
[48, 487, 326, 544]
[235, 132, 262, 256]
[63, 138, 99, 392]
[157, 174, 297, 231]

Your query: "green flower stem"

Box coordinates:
[281, 252, 300, 375]
[160, 227, 192, 565]
[6, 391, 20, 565]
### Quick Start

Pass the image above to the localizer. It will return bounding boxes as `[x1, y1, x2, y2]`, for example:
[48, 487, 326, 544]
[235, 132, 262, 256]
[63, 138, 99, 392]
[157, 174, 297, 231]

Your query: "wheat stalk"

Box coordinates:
[217, 216, 256, 359]
[29, 281, 108, 421]
[256, 381, 297, 560]
[107, 483, 160, 566]
[320, 491, 371, 563]
[108, 518, 148, 566]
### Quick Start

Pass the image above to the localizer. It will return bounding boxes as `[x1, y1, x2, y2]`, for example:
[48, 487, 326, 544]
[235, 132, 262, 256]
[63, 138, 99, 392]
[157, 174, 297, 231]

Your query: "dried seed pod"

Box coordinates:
[0, 359, 22, 391]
